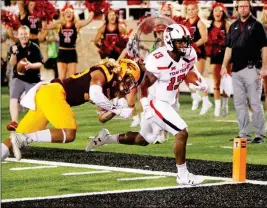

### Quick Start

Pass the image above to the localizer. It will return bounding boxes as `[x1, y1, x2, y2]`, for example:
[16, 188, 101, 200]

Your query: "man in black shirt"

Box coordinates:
[221, 0, 267, 144]
[7, 25, 43, 131]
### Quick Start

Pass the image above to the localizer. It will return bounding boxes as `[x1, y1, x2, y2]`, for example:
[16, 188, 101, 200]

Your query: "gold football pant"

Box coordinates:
[16, 83, 77, 133]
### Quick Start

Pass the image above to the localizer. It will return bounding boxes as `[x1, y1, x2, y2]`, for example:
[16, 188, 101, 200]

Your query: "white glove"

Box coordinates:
[140, 97, 154, 120]
[111, 107, 133, 119]
[188, 81, 208, 92]
[117, 98, 128, 108]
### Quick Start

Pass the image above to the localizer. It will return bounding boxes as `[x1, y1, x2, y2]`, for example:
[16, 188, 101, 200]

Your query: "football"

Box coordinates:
[184, 71, 199, 86]
[17, 58, 28, 75]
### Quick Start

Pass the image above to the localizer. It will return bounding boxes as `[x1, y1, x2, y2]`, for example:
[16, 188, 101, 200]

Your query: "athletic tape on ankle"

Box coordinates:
[62, 129, 66, 143]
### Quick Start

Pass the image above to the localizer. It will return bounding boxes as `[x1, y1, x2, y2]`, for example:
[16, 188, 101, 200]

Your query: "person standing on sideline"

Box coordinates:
[183, 0, 213, 115]
[261, 4, 267, 132]
[206, 2, 231, 117]
[221, 0, 267, 144]
[6, 25, 44, 131]
[42, 4, 94, 80]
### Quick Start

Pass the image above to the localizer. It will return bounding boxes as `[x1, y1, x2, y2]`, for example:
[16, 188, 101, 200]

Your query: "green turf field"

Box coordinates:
[1, 86, 266, 200]
[1, 86, 266, 165]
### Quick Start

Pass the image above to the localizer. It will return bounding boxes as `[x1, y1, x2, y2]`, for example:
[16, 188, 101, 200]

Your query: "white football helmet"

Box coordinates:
[163, 24, 192, 55]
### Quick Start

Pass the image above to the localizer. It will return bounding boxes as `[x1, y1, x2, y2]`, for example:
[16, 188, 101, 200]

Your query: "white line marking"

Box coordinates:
[1, 162, 9, 164]
[4, 159, 267, 185]
[3, 158, 267, 202]
[117, 176, 166, 181]
[217, 119, 238, 123]
[10, 166, 57, 171]
[2, 181, 236, 203]
[62, 171, 111, 176]
[221, 146, 233, 149]
[5, 158, 231, 181]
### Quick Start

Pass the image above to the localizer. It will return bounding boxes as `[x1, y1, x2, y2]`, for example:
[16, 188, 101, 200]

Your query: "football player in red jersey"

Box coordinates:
[1, 58, 140, 162]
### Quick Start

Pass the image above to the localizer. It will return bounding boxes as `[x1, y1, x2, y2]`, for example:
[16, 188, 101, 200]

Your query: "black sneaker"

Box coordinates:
[252, 137, 264, 144]
[229, 135, 252, 142]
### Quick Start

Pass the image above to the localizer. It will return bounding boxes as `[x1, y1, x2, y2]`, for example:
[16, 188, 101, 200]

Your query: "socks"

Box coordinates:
[202, 96, 209, 104]
[222, 97, 228, 108]
[106, 134, 119, 144]
[215, 99, 221, 108]
[1, 143, 10, 161]
[176, 163, 188, 178]
[27, 129, 52, 143]
[191, 93, 198, 100]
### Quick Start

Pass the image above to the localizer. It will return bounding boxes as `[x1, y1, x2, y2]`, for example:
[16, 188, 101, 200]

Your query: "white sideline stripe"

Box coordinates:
[1, 162, 9, 163]
[216, 120, 238, 123]
[5, 158, 267, 185]
[5, 158, 231, 181]
[10, 166, 58, 171]
[62, 171, 111, 176]
[117, 176, 166, 181]
[221, 146, 233, 149]
[2, 181, 236, 203]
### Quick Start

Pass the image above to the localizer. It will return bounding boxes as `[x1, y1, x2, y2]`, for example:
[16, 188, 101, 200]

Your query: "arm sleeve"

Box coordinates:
[89, 85, 116, 111]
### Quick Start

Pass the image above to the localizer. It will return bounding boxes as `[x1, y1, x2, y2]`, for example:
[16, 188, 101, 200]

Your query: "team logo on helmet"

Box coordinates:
[163, 24, 193, 56]
[117, 59, 141, 94]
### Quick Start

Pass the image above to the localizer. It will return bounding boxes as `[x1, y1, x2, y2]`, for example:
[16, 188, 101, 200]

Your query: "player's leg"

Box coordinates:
[85, 112, 160, 151]
[9, 84, 77, 160]
[2, 104, 49, 161]
[150, 99, 204, 185]
[36, 84, 77, 143]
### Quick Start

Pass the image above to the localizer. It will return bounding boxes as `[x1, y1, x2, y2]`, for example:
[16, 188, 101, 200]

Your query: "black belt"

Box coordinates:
[247, 60, 262, 69]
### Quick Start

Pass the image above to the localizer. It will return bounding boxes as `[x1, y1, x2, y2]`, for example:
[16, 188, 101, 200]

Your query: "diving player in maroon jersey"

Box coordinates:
[1, 58, 140, 162]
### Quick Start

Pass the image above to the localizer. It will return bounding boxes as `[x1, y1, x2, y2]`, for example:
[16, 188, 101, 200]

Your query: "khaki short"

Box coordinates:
[10, 78, 36, 99]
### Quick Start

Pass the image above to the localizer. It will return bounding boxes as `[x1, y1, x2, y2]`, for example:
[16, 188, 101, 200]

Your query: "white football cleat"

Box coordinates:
[11, 133, 32, 161]
[85, 128, 110, 152]
[177, 171, 204, 185]
[199, 101, 213, 115]
[191, 94, 202, 111]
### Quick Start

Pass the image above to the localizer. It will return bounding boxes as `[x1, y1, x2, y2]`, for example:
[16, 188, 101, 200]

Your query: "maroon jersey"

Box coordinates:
[51, 65, 116, 106]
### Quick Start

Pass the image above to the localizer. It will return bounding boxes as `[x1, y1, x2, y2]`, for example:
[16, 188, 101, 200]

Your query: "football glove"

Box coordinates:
[111, 107, 133, 119]
[188, 81, 208, 92]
